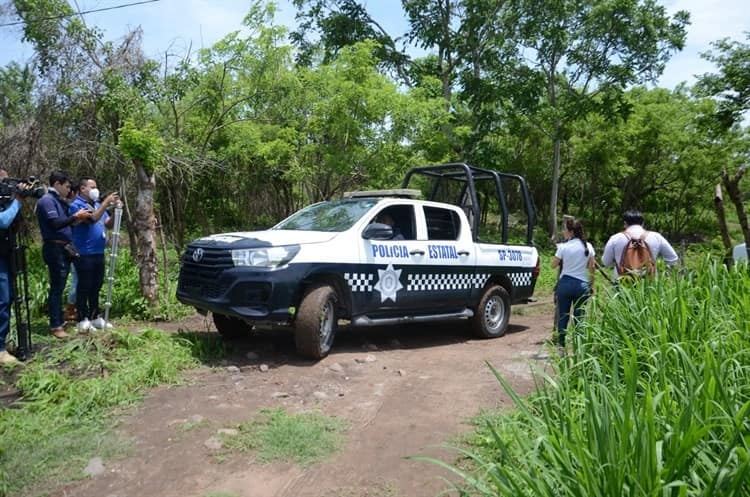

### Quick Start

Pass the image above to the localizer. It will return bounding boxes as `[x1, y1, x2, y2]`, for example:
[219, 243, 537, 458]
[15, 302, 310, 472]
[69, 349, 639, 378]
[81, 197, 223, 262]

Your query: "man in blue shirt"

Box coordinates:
[0, 167, 27, 363]
[70, 177, 118, 331]
[36, 171, 91, 338]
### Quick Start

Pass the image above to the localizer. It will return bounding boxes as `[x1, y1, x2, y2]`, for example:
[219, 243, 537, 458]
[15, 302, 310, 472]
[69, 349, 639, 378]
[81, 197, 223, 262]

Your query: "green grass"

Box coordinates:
[0, 413, 133, 496]
[221, 408, 346, 466]
[178, 418, 208, 432]
[0, 328, 209, 497]
[440, 260, 750, 496]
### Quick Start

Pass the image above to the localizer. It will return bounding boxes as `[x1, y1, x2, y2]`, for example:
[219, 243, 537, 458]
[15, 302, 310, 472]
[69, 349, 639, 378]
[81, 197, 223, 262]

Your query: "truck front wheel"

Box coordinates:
[295, 284, 338, 359]
[472, 285, 510, 338]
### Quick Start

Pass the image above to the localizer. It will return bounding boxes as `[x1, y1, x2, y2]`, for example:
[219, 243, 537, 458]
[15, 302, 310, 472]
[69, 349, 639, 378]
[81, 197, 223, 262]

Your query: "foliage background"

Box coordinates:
[0, 0, 748, 295]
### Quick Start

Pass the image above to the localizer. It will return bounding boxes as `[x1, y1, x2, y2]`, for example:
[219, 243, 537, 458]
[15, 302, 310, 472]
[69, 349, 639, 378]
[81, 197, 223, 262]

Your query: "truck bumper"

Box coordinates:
[177, 264, 306, 324]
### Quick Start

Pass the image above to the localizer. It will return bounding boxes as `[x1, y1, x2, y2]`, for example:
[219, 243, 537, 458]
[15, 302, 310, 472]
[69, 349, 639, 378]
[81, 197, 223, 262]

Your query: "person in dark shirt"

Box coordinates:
[35, 171, 91, 338]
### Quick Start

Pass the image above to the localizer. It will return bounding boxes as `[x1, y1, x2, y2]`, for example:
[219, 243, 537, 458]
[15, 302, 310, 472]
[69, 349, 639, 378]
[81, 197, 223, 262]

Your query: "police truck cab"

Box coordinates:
[177, 163, 540, 359]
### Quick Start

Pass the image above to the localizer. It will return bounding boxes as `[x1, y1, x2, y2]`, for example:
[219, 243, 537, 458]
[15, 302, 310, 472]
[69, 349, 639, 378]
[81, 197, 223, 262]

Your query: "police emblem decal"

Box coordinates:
[192, 248, 204, 263]
[374, 264, 403, 303]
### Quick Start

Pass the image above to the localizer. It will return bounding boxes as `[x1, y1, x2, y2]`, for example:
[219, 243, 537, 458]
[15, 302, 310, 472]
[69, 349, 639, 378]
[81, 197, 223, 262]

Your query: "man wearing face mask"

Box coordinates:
[70, 177, 119, 331]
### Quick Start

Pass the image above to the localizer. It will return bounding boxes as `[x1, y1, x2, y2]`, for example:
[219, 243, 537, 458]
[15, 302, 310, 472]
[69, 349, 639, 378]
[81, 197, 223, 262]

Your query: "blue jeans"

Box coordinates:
[42, 242, 71, 329]
[67, 264, 77, 305]
[74, 254, 105, 320]
[555, 275, 591, 346]
[0, 256, 10, 351]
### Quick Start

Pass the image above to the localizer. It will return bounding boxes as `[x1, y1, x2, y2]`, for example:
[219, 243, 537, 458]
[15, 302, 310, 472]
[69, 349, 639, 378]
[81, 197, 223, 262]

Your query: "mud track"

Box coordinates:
[59, 308, 556, 497]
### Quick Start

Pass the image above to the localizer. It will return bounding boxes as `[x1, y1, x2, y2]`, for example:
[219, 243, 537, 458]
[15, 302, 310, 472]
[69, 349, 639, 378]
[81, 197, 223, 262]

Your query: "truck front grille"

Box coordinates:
[178, 246, 233, 299]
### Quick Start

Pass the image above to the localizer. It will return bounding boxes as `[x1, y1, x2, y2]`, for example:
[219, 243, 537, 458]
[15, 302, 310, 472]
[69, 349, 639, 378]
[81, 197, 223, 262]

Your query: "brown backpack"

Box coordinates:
[617, 231, 656, 281]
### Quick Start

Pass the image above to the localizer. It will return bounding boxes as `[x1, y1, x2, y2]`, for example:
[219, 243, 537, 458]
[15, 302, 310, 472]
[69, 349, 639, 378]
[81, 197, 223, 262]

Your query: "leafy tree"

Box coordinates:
[0, 62, 38, 176]
[568, 87, 727, 242]
[697, 33, 750, 258]
[119, 119, 163, 302]
[9, 0, 162, 299]
[291, 0, 529, 170]
[291, 41, 409, 199]
[291, 0, 411, 84]
[151, 2, 303, 241]
[149, 3, 447, 245]
[402, 0, 515, 103]
[697, 33, 750, 131]
[496, 0, 689, 240]
[402, 0, 518, 162]
[0, 62, 35, 126]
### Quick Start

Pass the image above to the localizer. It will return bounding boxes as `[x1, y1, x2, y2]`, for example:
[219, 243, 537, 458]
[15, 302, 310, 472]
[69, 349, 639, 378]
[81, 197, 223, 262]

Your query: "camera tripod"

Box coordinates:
[7, 221, 32, 360]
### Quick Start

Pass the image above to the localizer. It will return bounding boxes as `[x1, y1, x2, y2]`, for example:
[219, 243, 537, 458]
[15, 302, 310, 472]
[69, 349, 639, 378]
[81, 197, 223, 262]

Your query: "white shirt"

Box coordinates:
[555, 238, 595, 282]
[601, 225, 678, 277]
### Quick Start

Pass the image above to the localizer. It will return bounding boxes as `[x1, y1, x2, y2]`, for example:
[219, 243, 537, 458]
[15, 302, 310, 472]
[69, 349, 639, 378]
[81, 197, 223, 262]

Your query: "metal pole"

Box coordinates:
[103, 206, 123, 324]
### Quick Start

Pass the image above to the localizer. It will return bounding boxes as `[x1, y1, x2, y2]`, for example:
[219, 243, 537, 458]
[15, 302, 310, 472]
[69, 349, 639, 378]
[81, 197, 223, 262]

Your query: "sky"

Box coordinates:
[0, 0, 748, 89]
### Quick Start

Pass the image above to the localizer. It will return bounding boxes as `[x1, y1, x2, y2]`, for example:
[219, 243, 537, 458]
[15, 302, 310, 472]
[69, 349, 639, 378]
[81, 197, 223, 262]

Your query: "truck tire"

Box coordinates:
[213, 313, 253, 339]
[472, 285, 510, 338]
[295, 284, 338, 359]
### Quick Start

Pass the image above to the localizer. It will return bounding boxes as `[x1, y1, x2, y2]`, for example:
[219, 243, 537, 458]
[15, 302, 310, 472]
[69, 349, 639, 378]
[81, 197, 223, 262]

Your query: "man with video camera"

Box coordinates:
[0, 166, 30, 363]
[36, 171, 92, 339]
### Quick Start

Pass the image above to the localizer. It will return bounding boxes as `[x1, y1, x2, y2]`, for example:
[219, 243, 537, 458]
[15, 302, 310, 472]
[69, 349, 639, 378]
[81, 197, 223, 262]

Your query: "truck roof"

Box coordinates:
[342, 189, 422, 199]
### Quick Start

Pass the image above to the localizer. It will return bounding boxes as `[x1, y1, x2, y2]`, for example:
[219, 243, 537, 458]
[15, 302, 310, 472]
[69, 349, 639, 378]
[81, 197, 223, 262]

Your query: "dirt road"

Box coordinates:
[58, 307, 556, 497]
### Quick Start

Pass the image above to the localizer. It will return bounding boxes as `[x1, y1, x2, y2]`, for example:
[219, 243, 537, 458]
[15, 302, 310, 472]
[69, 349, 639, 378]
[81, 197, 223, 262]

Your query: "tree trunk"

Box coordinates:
[134, 159, 159, 303]
[722, 166, 750, 261]
[549, 135, 561, 242]
[713, 183, 732, 265]
[547, 53, 561, 243]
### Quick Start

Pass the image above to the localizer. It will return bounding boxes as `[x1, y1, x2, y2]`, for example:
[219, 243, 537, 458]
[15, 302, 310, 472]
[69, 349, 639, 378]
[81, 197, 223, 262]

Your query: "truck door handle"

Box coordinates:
[409, 250, 425, 256]
[458, 250, 470, 256]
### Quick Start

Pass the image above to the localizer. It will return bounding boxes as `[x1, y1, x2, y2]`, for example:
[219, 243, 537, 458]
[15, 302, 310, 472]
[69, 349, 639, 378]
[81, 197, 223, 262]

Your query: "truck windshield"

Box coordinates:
[273, 199, 378, 232]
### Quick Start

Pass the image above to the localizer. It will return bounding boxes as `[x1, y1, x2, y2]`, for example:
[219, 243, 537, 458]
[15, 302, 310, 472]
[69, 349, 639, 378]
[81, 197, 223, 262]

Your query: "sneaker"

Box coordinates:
[77, 318, 93, 331]
[91, 318, 113, 330]
[0, 350, 19, 364]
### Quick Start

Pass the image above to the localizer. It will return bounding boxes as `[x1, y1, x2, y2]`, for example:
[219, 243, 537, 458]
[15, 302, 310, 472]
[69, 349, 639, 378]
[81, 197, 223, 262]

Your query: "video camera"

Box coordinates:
[0, 177, 46, 205]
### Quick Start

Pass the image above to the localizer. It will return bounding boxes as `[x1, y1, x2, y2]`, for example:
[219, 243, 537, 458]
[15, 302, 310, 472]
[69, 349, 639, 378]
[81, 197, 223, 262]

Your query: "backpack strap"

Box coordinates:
[640, 231, 656, 262]
[623, 230, 650, 245]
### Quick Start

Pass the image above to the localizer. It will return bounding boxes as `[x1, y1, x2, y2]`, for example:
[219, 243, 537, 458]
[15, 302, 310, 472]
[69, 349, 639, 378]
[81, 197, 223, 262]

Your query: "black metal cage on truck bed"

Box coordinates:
[402, 163, 536, 245]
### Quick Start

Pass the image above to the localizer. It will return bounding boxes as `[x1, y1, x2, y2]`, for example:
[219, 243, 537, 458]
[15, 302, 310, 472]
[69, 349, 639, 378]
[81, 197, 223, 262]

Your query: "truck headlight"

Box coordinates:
[231, 245, 300, 267]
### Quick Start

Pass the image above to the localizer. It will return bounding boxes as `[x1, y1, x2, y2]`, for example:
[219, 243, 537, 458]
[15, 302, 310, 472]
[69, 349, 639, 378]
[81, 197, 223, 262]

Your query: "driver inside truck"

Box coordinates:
[375, 212, 405, 240]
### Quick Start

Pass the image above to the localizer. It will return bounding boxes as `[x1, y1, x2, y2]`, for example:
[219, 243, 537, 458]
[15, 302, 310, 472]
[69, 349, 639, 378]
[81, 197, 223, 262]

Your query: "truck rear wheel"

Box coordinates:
[295, 284, 338, 359]
[213, 313, 253, 339]
[472, 285, 510, 338]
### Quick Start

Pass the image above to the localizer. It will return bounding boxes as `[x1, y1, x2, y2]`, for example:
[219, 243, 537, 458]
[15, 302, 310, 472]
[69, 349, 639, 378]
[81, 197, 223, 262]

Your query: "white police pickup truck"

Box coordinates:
[177, 163, 540, 359]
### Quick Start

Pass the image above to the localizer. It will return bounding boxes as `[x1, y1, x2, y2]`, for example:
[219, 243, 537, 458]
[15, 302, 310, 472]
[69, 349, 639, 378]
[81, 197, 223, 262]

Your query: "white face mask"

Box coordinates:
[88, 188, 100, 202]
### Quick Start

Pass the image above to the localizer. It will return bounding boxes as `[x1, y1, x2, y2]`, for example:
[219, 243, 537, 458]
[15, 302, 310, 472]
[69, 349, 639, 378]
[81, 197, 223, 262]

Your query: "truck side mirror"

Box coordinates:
[362, 223, 394, 240]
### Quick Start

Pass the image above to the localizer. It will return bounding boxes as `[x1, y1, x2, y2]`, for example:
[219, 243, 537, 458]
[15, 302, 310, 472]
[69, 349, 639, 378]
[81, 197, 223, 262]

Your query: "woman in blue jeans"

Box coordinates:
[551, 218, 596, 349]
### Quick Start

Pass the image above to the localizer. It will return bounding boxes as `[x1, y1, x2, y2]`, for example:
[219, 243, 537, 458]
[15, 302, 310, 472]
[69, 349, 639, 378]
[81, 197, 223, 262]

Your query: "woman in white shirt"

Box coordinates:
[550, 218, 595, 349]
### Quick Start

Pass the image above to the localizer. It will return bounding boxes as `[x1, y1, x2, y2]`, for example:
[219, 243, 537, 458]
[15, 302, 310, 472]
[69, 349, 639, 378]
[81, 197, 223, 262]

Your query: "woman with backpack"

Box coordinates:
[551, 217, 596, 352]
